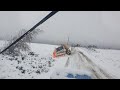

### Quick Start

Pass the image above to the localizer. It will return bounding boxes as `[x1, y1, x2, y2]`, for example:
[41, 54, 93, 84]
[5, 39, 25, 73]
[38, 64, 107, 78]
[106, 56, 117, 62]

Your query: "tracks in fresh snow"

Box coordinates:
[65, 48, 114, 79]
[78, 51, 114, 79]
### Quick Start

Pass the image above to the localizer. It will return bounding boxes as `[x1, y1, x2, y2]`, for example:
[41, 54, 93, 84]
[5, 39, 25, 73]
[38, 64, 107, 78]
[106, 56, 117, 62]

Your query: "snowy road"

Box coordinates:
[65, 48, 115, 79]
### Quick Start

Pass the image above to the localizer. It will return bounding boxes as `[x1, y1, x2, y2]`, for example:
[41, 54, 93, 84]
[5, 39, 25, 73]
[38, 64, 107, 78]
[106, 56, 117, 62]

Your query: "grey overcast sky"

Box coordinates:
[0, 11, 120, 49]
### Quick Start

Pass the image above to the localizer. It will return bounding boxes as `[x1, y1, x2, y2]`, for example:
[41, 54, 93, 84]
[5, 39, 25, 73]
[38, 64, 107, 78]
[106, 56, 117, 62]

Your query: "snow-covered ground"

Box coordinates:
[78, 47, 120, 78]
[0, 40, 68, 79]
[0, 40, 120, 79]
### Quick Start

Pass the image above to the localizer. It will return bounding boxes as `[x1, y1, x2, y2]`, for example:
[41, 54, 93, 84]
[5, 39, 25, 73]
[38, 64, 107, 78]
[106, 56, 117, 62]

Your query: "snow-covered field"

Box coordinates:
[0, 40, 68, 79]
[0, 40, 120, 79]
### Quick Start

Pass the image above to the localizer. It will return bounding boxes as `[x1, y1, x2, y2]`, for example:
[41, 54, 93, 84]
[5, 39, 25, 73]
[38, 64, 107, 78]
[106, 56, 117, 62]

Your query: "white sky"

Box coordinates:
[0, 11, 120, 49]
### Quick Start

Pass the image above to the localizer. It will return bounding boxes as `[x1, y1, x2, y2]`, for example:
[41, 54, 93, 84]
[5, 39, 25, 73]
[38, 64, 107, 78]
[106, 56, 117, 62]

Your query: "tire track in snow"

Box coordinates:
[78, 52, 105, 79]
[66, 48, 114, 79]
[77, 50, 114, 79]
[65, 57, 70, 67]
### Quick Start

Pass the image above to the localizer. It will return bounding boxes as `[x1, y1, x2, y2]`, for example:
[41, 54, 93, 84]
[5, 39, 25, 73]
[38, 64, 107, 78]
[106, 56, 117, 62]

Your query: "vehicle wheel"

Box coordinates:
[66, 50, 71, 55]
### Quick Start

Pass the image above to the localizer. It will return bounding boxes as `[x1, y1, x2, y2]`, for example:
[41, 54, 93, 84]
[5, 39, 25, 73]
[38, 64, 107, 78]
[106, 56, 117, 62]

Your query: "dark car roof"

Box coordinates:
[56, 46, 64, 52]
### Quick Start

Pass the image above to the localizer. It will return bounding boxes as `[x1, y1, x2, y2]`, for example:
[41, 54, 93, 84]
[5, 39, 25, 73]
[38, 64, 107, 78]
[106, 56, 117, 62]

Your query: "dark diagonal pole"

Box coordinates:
[0, 11, 59, 54]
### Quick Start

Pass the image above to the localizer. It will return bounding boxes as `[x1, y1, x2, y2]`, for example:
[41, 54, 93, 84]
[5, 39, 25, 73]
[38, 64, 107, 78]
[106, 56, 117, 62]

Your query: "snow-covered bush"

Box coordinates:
[87, 45, 98, 52]
[87, 45, 97, 49]
[2, 29, 42, 57]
